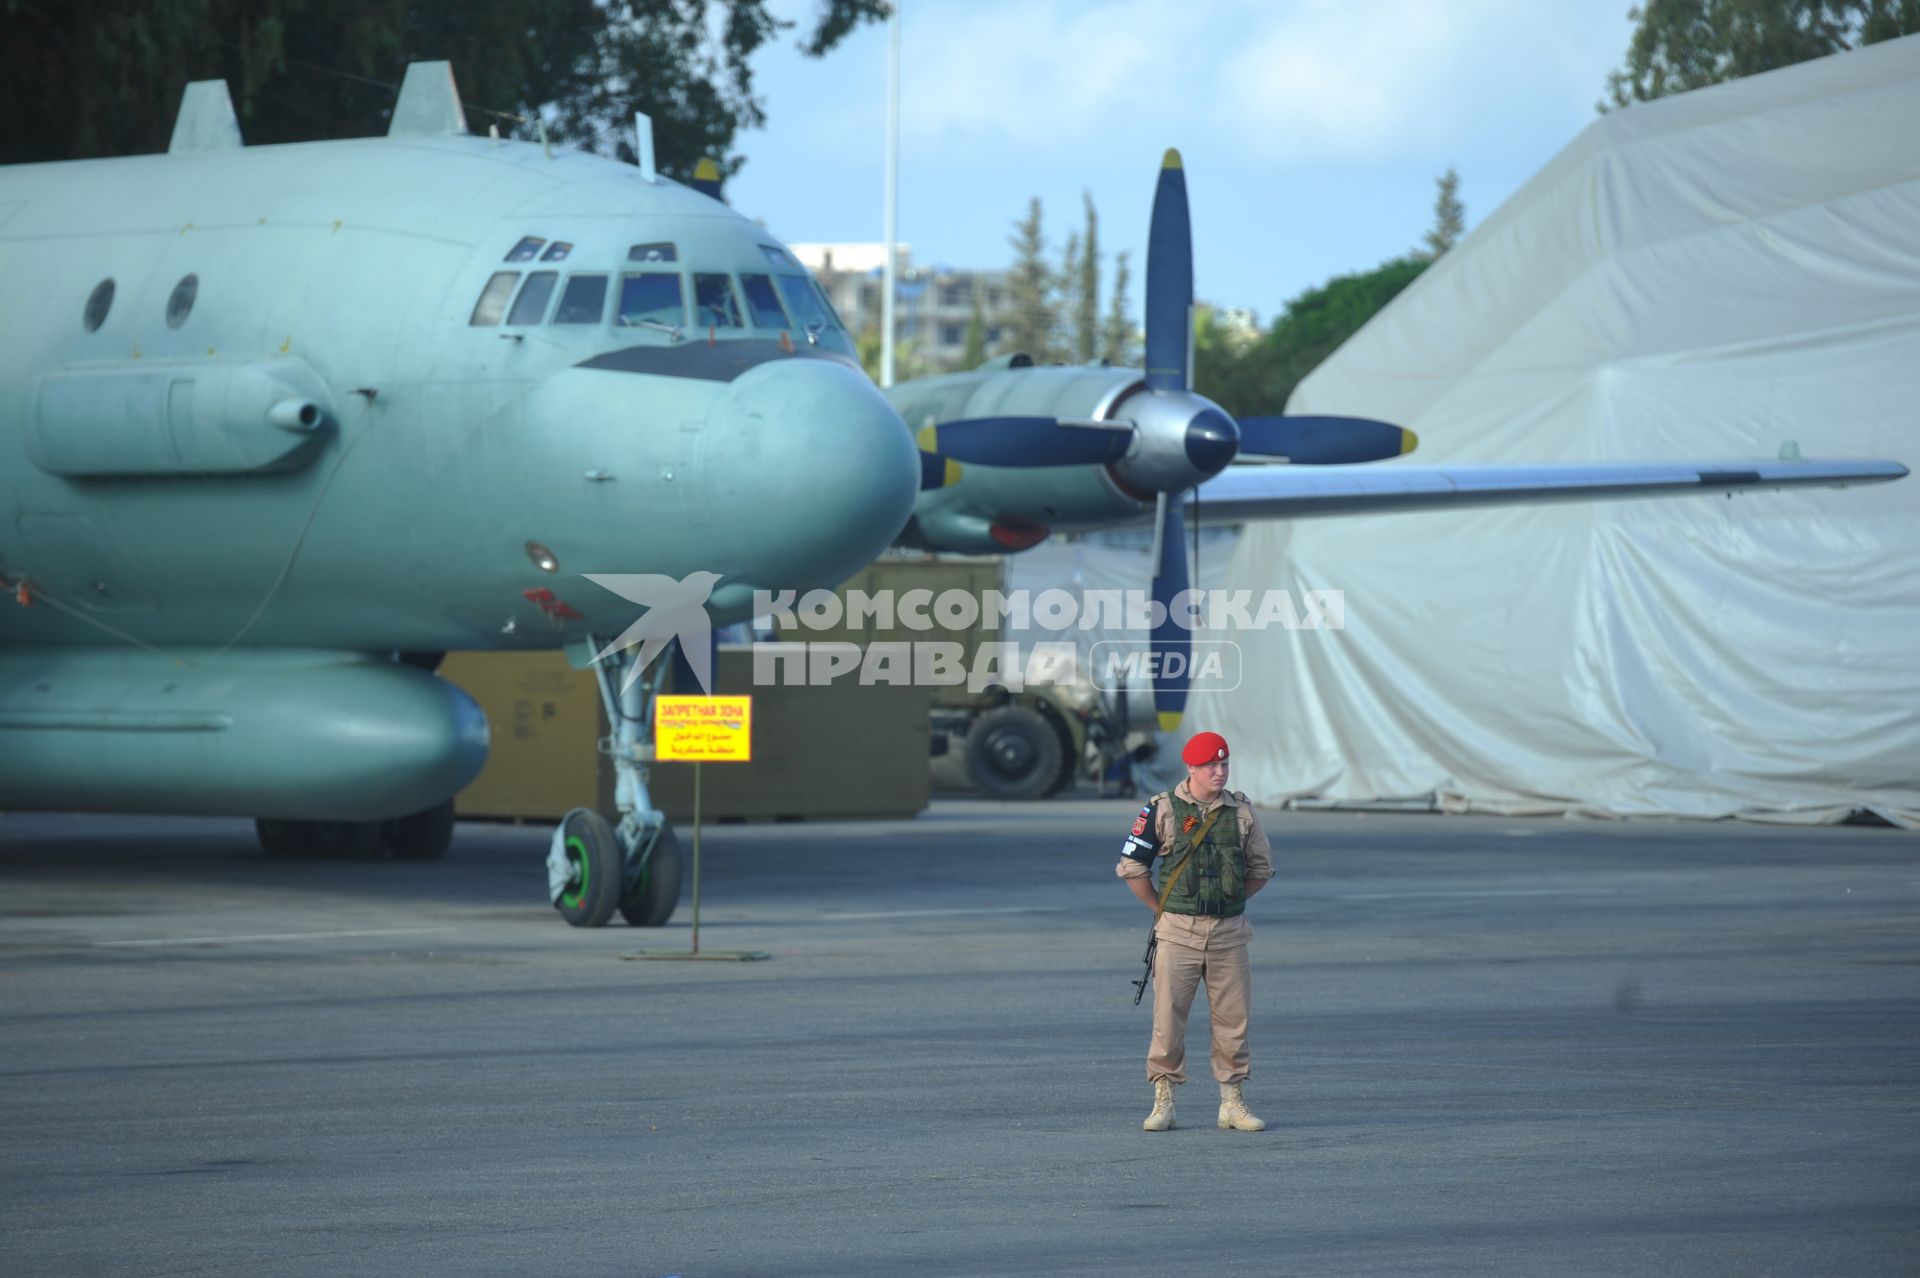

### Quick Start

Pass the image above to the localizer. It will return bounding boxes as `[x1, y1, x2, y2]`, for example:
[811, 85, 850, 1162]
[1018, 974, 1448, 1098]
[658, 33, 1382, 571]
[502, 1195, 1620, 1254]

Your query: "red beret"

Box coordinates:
[1181, 732, 1229, 766]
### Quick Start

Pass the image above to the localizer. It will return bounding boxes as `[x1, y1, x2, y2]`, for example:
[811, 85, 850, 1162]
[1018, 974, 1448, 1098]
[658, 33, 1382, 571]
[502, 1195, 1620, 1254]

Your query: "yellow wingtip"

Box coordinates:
[1162, 147, 1183, 171]
[1401, 428, 1420, 455]
[1157, 711, 1183, 734]
[917, 424, 939, 454]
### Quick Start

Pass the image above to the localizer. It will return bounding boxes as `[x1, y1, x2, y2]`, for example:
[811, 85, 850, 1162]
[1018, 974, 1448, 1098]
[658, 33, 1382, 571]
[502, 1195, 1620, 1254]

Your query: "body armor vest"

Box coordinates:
[1158, 792, 1246, 918]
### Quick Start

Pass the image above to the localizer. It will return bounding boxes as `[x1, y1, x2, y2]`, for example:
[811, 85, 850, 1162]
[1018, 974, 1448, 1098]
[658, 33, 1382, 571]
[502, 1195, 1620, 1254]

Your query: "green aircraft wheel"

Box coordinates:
[619, 822, 682, 928]
[554, 808, 621, 928]
[387, 799, 455, 861]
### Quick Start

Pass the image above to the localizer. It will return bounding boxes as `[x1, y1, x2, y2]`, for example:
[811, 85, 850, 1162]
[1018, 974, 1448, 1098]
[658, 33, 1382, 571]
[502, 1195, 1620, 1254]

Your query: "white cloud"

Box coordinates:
[886, 0, 1584, 165]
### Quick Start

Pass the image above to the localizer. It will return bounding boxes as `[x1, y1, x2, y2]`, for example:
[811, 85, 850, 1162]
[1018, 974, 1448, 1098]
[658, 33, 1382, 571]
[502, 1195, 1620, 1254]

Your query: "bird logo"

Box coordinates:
[581, 570, 723, 695]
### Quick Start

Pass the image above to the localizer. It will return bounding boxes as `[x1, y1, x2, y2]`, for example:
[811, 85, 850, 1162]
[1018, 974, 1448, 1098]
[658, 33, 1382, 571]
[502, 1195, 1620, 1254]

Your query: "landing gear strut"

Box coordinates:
[545, 636, 683, 928]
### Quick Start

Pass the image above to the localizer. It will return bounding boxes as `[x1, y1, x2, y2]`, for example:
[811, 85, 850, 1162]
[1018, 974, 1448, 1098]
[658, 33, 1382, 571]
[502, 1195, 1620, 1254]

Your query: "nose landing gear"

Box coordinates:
[544, 636, 685, 928]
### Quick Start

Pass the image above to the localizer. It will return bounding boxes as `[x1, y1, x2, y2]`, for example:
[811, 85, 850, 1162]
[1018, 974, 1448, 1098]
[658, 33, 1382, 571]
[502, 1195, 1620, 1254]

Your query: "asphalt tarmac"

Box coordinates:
[2, 801, 1916, 1277]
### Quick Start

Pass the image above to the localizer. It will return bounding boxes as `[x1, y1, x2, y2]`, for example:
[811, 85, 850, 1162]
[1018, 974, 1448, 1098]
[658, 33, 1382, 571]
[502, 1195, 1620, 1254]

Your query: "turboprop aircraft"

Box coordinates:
[890, 150, 1908, 733]
[0, 63, 922, 927]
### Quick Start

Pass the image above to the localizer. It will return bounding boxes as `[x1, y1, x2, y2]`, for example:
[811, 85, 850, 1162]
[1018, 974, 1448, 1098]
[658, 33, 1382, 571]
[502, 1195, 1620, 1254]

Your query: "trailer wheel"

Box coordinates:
[966, 705, 1062, 801]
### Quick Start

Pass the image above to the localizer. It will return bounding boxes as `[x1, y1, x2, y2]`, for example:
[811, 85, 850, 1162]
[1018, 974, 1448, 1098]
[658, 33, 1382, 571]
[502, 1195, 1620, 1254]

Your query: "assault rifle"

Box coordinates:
[1131, 926, 1157, 1005]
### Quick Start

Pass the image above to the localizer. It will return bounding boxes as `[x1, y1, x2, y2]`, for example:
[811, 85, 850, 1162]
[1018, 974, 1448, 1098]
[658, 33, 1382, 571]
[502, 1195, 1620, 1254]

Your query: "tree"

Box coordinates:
[1076, 192, 1101, 363]
[857, 323, 929, 385]
[1193, 256, 1429, 419]
[1422, 166, 1465, 259]
[1002, 198, 1059, 362]
[1192, 304, 1268, 418]
[0, 0, 888, 181]
[960, 299, 988, 371]
[1057, 228, 1081, 362]
[1601, 0, 1916, 110]
[1102, 249, 1136, 366]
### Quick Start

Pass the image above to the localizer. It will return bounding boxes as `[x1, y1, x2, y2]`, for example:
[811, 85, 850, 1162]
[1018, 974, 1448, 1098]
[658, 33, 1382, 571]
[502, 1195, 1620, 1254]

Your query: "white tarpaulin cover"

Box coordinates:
[1191, 36, 1920, 826]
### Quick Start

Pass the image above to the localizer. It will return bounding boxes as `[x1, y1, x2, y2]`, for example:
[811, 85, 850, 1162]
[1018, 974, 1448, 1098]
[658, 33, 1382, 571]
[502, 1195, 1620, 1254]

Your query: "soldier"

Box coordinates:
[1116, 730, 1274, 1132]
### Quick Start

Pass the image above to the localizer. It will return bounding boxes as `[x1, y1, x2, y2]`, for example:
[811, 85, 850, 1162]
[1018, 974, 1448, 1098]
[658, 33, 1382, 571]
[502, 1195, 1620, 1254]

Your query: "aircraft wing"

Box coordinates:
[1185, 457, 1910, 522]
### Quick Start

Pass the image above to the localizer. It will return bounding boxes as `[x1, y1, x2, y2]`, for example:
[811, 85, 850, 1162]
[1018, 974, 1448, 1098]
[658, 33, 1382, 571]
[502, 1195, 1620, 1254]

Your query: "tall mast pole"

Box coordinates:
[881, 2, 900, 387]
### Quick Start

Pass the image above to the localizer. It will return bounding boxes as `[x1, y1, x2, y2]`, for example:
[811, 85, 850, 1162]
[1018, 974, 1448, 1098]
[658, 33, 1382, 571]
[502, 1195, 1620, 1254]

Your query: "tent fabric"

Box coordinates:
[1190, 36, 1920, 827]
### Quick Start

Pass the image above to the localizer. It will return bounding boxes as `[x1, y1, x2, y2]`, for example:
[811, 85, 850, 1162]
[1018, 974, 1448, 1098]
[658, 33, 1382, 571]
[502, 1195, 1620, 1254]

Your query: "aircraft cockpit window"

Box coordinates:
[553, 273, 609, 324]
[504, 236, 546, 262]
[507, 271, 558, 326]
[809, 277, 847, 329]
[628, 242, 678, 263]
[83, 279, 114, 332]
[773, 273, 830, 332]
[540, 241, 572, 262]
[739, 274, 790, 329]
[618, 272, 686, 330]
[165, 274, 198, 329]
[693, 273, 744, 329]
[759, 244, 799, 269]
[469, 271, 518, 325]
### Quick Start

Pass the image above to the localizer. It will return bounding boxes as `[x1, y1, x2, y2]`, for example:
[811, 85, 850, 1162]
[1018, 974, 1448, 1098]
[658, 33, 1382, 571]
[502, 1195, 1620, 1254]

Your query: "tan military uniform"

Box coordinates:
[1116, 782, 1273, 1084]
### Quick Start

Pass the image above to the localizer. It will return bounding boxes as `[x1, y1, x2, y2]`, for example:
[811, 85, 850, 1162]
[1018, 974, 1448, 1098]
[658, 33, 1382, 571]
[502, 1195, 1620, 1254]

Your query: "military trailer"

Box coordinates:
[781, 555, 1124, 800]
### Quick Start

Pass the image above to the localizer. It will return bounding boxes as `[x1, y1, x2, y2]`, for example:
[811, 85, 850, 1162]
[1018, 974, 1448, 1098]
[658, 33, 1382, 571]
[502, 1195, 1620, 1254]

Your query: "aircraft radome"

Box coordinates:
[0, 63, 922, 928]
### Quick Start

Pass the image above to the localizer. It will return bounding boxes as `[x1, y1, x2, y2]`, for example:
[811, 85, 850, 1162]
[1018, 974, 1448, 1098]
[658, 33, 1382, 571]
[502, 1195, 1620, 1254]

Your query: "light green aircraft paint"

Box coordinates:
[0, 65, 920, 823]
[889, 362, 1148, 553]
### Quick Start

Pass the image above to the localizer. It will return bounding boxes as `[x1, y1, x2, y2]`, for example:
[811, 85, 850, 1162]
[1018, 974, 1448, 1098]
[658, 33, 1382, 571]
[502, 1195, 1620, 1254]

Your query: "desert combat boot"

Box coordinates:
[1217, 1081, 1266, 1131]
[1142, 1078, 1176, 1131]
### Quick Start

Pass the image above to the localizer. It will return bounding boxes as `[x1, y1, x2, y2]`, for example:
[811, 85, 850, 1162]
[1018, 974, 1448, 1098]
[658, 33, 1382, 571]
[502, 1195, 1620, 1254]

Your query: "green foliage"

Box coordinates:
[996, 193, 1129, 365]
[960, 300, 988, 372]
[1001, 197, 1059, 363]
[856, 322, 930, 385]
[1101, 249, 1135, 366]
[1057, 228, 1081, 359]
[0, 0, 886, 179]
[1601, 0, 1915, 109]
[1422, 166, 1465, 259]
[1076, 193, 1100, 364]
[1193, 255, 1429, 418]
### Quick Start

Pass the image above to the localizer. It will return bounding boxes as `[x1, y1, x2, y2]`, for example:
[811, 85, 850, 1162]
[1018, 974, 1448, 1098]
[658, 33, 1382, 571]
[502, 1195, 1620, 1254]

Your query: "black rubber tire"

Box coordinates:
[1041, 712, 1078, 797]
[299, 819, 386, 860]
[554, 808, 621, 928]
[386, 799, 456, 861]
[966, 705, 1063, 801]
[255, 818, 306, 856]
[618, 822, 683, 927]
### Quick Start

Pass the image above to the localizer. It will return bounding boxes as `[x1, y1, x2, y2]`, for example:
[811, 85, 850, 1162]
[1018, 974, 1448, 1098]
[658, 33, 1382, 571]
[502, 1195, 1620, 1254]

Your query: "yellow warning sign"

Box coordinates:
[655, 696, 752, 762]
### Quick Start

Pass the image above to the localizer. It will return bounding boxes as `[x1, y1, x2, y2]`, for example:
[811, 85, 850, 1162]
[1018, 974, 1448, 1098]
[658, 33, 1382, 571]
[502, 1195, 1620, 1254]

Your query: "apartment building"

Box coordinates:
[791, 243, 1012, 374]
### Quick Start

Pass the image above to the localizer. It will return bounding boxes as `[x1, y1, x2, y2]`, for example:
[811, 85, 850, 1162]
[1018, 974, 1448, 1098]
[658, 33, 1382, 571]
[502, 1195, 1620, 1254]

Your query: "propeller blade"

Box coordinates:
[919, 417, 1133, 468]
[1237, 415, 1418, 465]
[919, 451, 962, 491]
[1144, 148, 1193, 393]
[1148, 490, 1191, 734]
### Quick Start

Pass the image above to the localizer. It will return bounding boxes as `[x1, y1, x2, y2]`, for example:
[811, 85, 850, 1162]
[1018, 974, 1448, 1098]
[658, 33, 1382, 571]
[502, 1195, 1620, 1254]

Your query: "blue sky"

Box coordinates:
[725, 0, 1639, 324]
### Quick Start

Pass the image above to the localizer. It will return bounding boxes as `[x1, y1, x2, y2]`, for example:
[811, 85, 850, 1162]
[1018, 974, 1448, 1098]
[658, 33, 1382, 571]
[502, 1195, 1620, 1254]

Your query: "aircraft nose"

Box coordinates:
[703, 357, 919, 588]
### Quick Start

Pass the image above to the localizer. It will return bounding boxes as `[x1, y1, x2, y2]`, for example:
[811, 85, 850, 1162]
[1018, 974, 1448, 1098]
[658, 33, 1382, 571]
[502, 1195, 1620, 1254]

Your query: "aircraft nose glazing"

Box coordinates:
[703, 358, 919, 587]
[1184, 408, 1240, 476]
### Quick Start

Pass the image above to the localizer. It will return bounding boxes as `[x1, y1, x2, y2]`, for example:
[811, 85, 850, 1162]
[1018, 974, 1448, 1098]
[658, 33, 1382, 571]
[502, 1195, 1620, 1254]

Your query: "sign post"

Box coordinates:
[625, 695, 768, 962]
